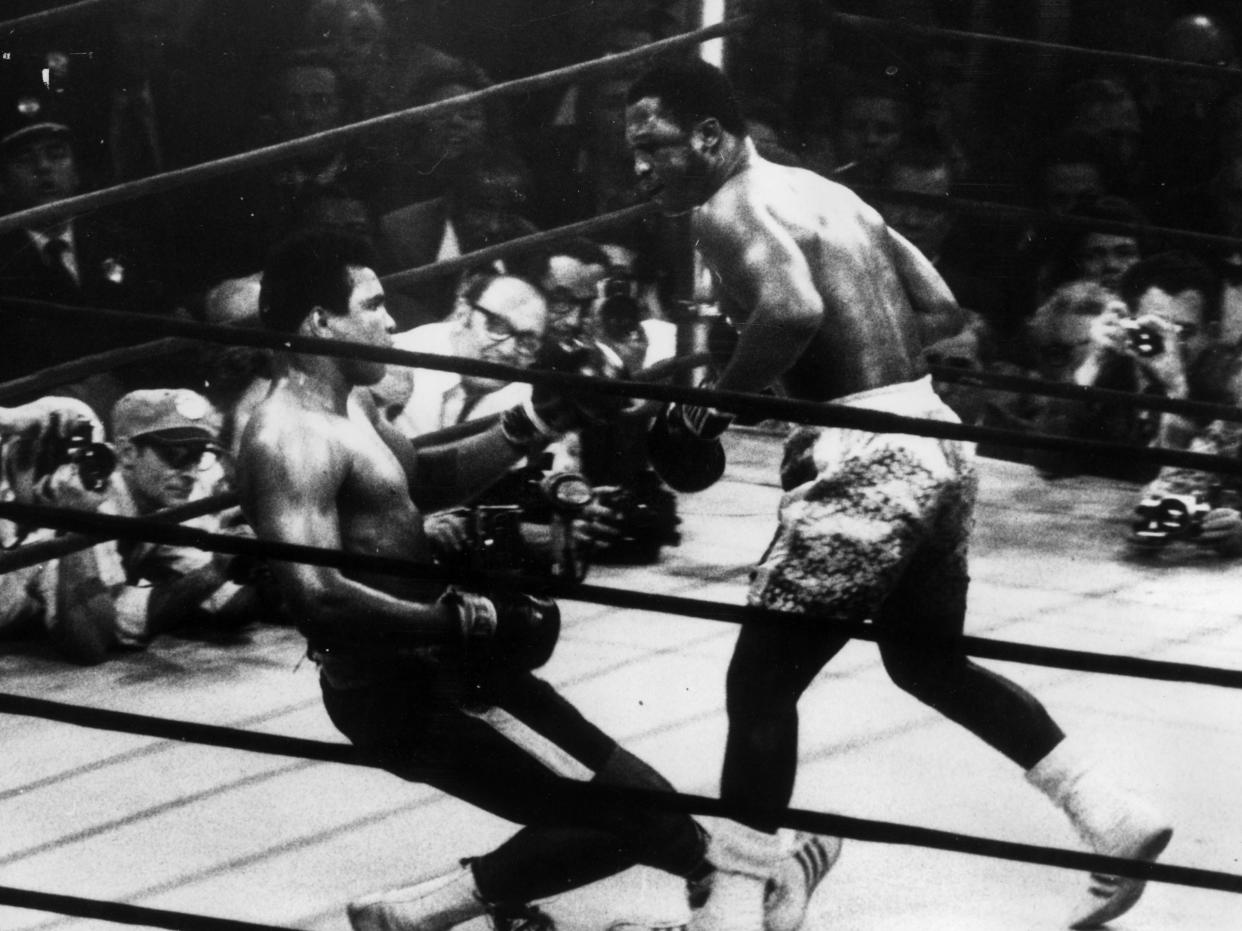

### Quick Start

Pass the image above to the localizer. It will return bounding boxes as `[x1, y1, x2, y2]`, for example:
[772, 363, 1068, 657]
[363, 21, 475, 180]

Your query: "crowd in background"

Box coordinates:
[6, 0, 1242, 664]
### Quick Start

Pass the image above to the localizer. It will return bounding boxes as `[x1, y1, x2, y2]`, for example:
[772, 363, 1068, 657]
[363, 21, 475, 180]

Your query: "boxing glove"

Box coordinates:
[646, 405, 728, 493]
[440, 587, 561, 670]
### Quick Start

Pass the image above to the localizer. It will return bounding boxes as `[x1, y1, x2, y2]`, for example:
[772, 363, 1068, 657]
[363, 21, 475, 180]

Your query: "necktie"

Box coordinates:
[43, 237, 78, 291]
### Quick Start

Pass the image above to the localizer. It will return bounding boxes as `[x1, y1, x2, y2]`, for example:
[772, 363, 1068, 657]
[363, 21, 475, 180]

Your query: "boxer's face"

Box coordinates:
[313, 265, 394, 386]
[626, 96, 713, 214]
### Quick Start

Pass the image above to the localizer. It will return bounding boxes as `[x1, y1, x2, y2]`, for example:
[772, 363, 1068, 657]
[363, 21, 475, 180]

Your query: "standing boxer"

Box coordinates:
[629, 59, 1172, 931]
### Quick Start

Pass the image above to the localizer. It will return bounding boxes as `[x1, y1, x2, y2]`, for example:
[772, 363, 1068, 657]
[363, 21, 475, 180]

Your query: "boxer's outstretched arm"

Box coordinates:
[240, 418, 455, 642]
[360, 387, 528, 511]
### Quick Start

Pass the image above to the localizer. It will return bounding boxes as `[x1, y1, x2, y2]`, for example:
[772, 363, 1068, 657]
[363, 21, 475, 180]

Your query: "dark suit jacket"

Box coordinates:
[0, 217, 180, 393]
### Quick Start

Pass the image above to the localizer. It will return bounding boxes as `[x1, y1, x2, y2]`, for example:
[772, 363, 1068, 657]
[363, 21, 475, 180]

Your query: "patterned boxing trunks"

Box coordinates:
[749, 376, 977, 622]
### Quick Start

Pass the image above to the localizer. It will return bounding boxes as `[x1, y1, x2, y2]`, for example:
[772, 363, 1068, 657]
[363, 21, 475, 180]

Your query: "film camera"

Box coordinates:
[437, 470, 596, 582]
[1131, 493, 1213, 547]
[34, 417, 116, 493]
[597, 275, 644, 345]
[1120, 319, 1164, 357]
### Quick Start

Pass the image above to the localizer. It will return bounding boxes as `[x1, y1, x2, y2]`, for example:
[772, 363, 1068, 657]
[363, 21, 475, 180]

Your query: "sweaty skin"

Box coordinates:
[236, 266, 531, 644]
[698, 159, 936, 401]
[625, 96, 961, 400]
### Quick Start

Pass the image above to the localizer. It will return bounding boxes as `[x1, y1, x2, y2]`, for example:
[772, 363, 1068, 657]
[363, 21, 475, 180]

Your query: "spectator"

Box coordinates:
[301, 5, 484, 211]
[1036, 195, 1149, 305]
[522, 238, 683, 563]
[517, 238, 611, 343]
[373, 272, 630, 568]
[1032, 252, 1223, 482]
[1063, 77, 1146, 197]
[878, 132, 1008, 338]
[0, 390, 270, 664]
[380, 150, 539, 327]
[0, 91, 176, 420]
[827, 77, 911, 188]
[1034, 130, 1110, 217]
[1, 396, 115, 662]
[181, 50, 360, 287]
[378, 274, 546, 438]
[103, 389, 272, 637]
[1152, 152, 1242, 344]
[301, 0, 465, 123]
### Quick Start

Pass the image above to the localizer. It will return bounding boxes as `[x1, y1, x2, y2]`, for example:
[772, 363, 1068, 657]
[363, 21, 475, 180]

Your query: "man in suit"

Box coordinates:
[0, 91, 174, 421]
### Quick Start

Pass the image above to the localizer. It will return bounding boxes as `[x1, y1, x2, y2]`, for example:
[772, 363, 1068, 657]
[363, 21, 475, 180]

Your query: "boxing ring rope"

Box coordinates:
[831, 9, 1242, 81]
[1, 688, 1241, 903]
[0, 491, 236, 574]
[384, 203, 660, 290]
[0, 0, 122, 37]
[928, 361, 1242, 423]
[5, 497, 1242, 693]
[0, 883, 299, 931]
[852, 185, 1242, 254]
[0, 17, 752, 238]
[6, 9, 1242, 930]
[0, 337, 194, 404]
[5, 295, 1242, 479]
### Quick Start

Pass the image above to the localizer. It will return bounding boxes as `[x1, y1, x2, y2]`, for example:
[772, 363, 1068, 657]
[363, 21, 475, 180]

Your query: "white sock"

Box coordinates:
[1025, 737, 1164, 857]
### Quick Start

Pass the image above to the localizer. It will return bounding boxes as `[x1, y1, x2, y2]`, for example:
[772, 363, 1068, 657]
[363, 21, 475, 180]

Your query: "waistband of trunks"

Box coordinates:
[832, 375, 938, 414]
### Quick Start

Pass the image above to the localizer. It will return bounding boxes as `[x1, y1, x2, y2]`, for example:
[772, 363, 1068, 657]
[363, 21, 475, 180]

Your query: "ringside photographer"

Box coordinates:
[1, 389, 276, 665]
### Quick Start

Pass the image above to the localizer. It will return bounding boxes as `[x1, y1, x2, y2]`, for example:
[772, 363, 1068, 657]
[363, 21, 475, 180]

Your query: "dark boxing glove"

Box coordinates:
[440, 587, 561, 670]
[501, 339, 630, 450]
[645, 392, 729, 493]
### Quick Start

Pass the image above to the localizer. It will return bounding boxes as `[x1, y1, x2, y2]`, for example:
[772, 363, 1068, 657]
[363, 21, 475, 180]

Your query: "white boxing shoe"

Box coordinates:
[1068, 808, 1172, 930]
[1025, 739, 1174, 930]
[763, 834, 842, 931]
[348, 867, 488, 931]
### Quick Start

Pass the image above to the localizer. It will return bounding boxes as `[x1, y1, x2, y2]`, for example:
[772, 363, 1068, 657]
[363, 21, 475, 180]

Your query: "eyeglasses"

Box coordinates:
[547, 289, 596, 319]
[469, 302, 542, 356]
[142, 440, 221, 472]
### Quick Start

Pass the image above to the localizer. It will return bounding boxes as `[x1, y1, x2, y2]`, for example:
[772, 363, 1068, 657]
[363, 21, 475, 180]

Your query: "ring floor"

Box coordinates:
[1, 428, 1239, 931]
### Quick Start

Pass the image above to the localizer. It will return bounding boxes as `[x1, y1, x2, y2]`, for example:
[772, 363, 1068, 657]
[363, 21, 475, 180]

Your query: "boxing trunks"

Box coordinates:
[749, 375, 977, 622]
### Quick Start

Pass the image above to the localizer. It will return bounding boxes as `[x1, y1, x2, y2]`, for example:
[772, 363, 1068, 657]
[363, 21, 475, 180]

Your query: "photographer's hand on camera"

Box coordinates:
[1128, 314, 1190, 397]
[1197, 507, 1242, 556]
[36, 462, 109, 513]
[1074, 301, 1131, 385]
[572, 488, 625, 550]
[0, 397, 97, 444]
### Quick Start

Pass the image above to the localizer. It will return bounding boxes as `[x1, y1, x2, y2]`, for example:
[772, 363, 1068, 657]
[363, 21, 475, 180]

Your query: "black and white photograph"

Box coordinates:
[1, 2, 1240, 929]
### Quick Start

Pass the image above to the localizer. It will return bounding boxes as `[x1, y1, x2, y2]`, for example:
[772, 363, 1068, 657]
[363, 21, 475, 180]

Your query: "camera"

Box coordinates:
[592, 474, 681, 564]
[1120, 319, 1164, 357]
[1131, 493, 1212, 547]
[35, 418, 116, 493]
[597, 274, 644, 345]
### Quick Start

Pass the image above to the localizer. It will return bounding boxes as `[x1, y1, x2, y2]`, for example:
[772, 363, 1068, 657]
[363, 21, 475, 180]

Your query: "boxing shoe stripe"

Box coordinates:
[464, 707, 594, 781]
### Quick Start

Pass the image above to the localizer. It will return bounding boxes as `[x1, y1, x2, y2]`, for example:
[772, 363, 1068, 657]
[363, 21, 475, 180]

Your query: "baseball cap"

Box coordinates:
[111, 389, 222, 444]
[0, 93, 71, 150]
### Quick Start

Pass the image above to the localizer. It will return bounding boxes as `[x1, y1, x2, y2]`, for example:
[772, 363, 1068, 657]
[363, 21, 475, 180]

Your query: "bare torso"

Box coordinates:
[239, 381, 435, 603]
[697, 159, 926, 402]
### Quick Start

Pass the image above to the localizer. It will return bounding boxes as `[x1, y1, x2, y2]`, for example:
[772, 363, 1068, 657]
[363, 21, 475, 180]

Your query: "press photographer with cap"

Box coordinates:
[1, 388, 272, 664]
